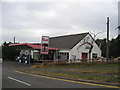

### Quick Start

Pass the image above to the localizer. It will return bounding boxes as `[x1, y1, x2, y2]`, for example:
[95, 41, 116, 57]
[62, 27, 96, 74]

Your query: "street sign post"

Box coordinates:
[41, 36, 49, 55]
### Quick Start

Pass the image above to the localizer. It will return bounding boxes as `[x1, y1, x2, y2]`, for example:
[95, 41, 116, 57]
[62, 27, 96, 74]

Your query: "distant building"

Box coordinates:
[49, 32, 101, 62]
[9, 32, 101, 63]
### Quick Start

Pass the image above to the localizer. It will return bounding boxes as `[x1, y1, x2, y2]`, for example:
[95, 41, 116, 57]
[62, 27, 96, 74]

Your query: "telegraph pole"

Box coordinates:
[14, 37, 15, 44]
[106, 17, 109, 63]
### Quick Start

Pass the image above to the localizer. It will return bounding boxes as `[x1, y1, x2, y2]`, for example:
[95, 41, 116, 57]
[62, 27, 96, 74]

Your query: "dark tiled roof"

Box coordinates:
[49, 32, 89, 49]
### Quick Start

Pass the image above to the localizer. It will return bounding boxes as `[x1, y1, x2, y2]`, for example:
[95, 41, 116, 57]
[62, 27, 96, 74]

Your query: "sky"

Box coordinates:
[0, 0, 119, 44]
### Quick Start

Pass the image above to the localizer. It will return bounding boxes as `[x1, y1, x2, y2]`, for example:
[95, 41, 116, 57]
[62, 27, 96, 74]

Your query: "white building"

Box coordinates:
[49, 32, 101, 62]
[9, 32, 101, 63]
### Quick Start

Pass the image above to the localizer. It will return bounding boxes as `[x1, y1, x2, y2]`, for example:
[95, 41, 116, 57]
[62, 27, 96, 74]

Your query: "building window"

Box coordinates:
[58, 52, 69, 60]
[92, 53, 97, 59]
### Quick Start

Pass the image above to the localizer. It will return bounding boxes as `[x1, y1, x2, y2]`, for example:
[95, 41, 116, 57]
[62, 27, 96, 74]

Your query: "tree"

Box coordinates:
[0, 46, 2, 58]
[96, 36, 120, 58]
[114, 35, 120, 57]
[95, 38, 107, 57]
[2, 42, 20, 60]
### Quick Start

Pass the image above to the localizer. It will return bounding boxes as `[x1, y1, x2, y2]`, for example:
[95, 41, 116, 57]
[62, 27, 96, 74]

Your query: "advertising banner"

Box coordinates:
[41, 36, 49, 54]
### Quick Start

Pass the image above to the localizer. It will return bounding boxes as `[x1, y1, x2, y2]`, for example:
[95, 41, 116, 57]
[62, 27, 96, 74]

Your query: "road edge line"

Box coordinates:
[8, 76, 31, 86]
[14, 70, 119, 88]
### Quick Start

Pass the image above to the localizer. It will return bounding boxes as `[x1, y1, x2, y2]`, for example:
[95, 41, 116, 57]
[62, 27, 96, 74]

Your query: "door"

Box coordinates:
[82, 53, 88, 60]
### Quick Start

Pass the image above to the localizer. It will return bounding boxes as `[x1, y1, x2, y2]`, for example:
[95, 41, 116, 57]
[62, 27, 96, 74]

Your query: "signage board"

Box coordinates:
[85, 44, 91, 49]
[41, 36, 49, 54]
[42, 36, 49, 44]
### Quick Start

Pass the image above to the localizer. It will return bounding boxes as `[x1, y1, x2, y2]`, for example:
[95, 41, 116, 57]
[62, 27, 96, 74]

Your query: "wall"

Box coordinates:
[70, 34, 101, 60]
[31, 50, 39, 60]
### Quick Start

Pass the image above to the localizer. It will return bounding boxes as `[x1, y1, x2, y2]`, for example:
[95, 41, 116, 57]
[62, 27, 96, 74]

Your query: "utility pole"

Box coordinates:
[106, 17, 109, 63]
[14, 37, 15, 44]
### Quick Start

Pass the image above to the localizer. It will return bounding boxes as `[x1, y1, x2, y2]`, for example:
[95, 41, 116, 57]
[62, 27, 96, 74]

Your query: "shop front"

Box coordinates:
[9, 43, 58, 64]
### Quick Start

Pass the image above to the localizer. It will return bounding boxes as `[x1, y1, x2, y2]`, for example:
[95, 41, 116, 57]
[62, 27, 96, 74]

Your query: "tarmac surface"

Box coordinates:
[2, 60, 119, 89]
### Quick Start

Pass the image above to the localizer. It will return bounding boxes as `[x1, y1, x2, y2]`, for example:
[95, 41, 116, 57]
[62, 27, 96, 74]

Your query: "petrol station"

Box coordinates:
[9, 36, 58, 64]
[9, 32, 101, 64]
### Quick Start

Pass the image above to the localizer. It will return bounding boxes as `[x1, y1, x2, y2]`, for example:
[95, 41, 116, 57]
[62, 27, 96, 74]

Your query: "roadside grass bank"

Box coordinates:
[31, 61, 119, 68]
[24, 69, 120, 84]
[23, 62, 120, 84]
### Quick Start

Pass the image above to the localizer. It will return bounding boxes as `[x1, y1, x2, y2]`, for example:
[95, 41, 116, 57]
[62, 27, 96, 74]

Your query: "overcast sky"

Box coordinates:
[1, 0, 119, 44]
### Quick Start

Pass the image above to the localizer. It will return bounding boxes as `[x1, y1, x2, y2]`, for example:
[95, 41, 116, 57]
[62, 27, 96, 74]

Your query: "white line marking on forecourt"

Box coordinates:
[8, 76, 31, 86]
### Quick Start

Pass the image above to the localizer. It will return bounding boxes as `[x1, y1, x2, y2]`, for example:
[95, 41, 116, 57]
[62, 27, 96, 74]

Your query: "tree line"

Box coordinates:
[1, 35, 120, 61]
[95, 35, 120, 58]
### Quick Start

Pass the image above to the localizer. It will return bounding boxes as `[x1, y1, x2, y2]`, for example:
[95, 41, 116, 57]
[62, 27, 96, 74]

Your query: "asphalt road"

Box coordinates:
[2, 61, 118, 89]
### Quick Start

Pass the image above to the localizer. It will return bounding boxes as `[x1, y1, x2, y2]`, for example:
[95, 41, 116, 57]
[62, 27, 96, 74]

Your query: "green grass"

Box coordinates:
[25, 63, 119, 84]
[24, 70, 119, 83]
[41, 62, 119, 68]
[63, 68, 119, 75]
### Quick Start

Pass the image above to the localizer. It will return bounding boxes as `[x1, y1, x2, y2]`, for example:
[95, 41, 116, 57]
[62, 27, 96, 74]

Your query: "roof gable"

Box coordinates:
[49, 32, 89, 49]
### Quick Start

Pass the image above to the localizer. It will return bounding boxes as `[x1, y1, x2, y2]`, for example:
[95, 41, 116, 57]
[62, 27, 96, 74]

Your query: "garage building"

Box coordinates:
[9, 32, 101, 63]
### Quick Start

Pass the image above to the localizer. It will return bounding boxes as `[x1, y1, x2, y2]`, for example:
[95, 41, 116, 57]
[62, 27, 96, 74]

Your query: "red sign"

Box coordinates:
[41, 51, 48, 54]
[42, 38, 48, 41]
[41, 36, 49, 54]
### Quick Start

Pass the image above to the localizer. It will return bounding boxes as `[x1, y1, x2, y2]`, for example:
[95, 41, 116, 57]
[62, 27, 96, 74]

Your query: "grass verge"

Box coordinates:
[24, 70, 119, 84]
[24, 63, 120, 84]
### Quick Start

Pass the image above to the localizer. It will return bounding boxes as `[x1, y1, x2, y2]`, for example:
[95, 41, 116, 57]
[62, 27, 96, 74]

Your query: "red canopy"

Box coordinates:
[9, 43, 58, 50]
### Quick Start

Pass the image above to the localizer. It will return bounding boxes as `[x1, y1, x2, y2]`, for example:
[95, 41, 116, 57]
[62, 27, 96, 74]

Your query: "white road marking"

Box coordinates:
[8, 76, 31, 86]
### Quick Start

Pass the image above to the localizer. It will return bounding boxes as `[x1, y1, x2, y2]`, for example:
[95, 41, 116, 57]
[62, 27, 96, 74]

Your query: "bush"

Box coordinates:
[2, 46, 20, 60]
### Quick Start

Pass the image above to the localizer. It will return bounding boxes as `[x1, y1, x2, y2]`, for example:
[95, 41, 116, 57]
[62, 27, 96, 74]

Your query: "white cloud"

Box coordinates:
[1, 1, 118, 43]
[33, 10, 57, 19]
[14, 8, 29, 17]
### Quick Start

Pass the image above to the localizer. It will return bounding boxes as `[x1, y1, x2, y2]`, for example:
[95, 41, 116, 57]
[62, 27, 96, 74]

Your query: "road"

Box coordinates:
[2, 61, 119, 89]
